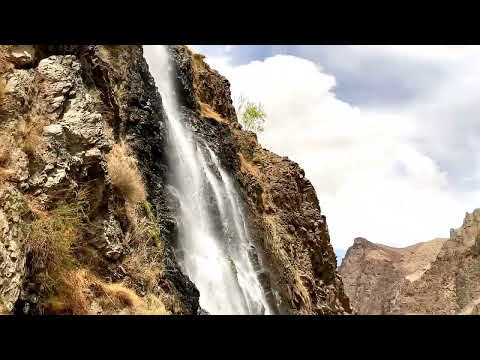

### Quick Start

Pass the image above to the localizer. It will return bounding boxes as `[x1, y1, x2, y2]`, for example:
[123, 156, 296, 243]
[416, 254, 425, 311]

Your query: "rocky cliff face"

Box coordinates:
[0, 45, 350, 315]
[340, 210, 480, 314]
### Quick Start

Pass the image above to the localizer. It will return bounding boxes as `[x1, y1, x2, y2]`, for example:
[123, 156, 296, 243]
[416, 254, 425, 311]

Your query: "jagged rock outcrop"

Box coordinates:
[340, 209, 480, 314]
[0, 44, 350, 315]
[1, 45, 197, 314]
[339, 237, 446, 314]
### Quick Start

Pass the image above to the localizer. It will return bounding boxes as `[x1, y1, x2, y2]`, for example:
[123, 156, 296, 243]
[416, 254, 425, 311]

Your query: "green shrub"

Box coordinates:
[236, 95, 267, 133]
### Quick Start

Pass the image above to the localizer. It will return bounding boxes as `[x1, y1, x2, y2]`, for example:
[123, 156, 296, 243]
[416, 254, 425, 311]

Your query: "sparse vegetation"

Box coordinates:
[0, 77, 5, 103]
[191, 52, 206, 74]
[0, 46, 12, 116]
[0, 135, 15, 183]
[238, 153, 261, 178]
[0, 136, 12, 167]
[0, 77, 7, 119]
[107, 142, 146, 205]
[0, 301, 8, 315]
[236, 95, 267, 133]
[123, 201, 164, 294]
[21, 189, 167, 315]
[45, 269, 91, 314]
[199, 101, 227, 124]
[97, 45, 130, 68]
[44, 269, 168, 315]
[24, 197, 86, 293]
[131, 202, 163, 246]
[17, 115, 48, 156]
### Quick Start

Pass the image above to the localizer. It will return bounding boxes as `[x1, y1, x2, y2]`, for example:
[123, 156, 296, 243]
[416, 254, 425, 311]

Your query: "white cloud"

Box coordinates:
[201, 51, 480, 253]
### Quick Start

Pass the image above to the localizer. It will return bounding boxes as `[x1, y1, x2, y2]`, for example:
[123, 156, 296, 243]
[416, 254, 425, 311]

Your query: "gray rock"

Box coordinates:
[101, 216, 124, 261]
[7, 45, 36, 67]
[0, 188, 27, 313]
[43, 124, 64, 138]
[44, 168, 67, 189]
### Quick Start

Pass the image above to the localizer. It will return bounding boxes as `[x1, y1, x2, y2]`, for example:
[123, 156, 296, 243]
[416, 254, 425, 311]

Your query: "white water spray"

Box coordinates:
[144, 46, 272, 314]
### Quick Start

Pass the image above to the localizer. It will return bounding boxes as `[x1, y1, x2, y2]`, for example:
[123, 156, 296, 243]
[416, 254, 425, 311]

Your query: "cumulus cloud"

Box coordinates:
[199, 49, 480, 257]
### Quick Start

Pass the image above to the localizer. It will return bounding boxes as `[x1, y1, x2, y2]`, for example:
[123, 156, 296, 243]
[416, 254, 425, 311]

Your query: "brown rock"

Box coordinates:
[340, 209, 480, 314]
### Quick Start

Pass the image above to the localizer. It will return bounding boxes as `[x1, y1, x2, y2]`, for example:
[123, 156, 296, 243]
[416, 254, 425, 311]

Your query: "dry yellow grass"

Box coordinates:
[127, 202, 162, 245]
[96, 276, 168, 315]
[0, 301, 9, 315]
[0, 136, 12, 168]
[238, 153, 261, 178]
[45, 269, 168, 315]
[25, 199, 85, 293]
[46, 270, 91, 314]
[107, 142, 146, 205]
[124, 236, 163, 290]
[0, 135, 15, 183]
[17, 115, 48, 156]
[123, 202, 164, 296]
[191, 52, 206, 73]
[136, 294, 169, 315]
[0, 78, 6, 104]
[199, 101, 227, 124]
[0, 47, 12, 115]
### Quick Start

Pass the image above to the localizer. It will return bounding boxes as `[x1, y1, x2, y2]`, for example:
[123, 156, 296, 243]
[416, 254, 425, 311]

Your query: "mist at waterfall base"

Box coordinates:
[144, 46, 273, 315]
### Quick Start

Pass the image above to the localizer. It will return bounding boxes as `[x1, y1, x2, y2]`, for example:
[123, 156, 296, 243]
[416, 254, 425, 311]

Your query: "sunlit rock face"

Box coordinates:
[340, 209, 480, 314]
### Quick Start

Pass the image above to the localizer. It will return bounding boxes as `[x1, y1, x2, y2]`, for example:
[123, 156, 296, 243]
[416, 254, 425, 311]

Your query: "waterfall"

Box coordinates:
[144, 46, 272, 315]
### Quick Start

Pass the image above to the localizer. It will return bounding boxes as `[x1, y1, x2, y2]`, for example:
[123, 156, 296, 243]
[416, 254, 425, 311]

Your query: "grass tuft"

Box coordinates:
[24, 198, 86, 293]
[17, 115, 48, 156]
[0, 136, 15, 184]
[0, 135, 13, 167]
[199, 101, 227, 124]
[123, 201, 164, 294]
[44, 269, 169, 315]
[107, 142, 146, 205]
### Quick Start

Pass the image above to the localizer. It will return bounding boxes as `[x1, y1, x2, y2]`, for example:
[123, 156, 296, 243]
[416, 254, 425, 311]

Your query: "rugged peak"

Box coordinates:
[340, 206, 480, 314]
[339, 237, 447, 314]
[353, 237, 372, 247]
[451, 208, 480, 247]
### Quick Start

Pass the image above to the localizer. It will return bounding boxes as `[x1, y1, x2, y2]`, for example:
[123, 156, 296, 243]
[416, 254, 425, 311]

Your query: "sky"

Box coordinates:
[185, 45, 480, 262]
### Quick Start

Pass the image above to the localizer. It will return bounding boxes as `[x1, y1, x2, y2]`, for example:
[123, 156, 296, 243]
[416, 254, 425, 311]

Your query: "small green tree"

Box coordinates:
[236, 95, 267, 133]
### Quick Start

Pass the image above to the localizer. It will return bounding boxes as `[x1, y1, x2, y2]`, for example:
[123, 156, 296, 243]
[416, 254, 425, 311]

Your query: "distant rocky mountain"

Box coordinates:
[339, 209, 480, 314]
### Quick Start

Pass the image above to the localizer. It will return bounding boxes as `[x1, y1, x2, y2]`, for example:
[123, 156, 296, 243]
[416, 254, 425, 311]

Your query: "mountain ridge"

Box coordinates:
[339, 209, 480, 314]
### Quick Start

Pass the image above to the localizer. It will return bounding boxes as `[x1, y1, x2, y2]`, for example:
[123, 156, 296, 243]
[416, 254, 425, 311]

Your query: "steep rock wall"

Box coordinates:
[168, 45, 351, 314]
[339, 237, 446, 314]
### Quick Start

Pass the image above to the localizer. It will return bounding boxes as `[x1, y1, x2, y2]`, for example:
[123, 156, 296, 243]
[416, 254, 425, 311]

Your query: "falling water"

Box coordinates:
[144, 46, 272, 315]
